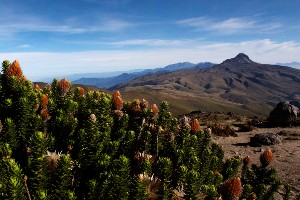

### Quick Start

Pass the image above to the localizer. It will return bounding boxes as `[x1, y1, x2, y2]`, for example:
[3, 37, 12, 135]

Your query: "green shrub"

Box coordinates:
[0, 60, 294, 199]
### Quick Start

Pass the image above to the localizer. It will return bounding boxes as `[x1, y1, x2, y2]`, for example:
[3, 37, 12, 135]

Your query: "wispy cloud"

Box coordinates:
[81, 0, 131, 5]
[96, 18, 133, 32]
[177, 17, 281, 34]
[0, 18, 133, 35]
[0, 5, 134, 37]
[109, 39, 197, 47]
[17, 44, 31, 48]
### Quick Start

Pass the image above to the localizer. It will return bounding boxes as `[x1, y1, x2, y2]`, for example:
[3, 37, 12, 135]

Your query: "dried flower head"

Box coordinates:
[67, 145, 73, 152]
[135, 151, 153, 162]
[138, 173, 160, 199]
[243, 156, 251, 166]
[58, 78, 70, 96]
[150, 104, 159, 117]
[213, 170, 220, 175]
[205, 127, 212, 135]
[249, 192, 257, 200]
[114, 110, 124, 120]
[260, 149, 274, 167]
[89, 114, 97, 123]
[140, 99, 149, 109]
[41, 94, 48, 108]
[6, 60, 23, 80]
[219, 177, 242, 200]
[45, 151, 62, 175]
[45, 83, 51, 90]
[40, 108, 51, 121]
[158, 126, 164, 135]
[170, 132, 175, 141]
[190, 119, 200, 134]
[138, 173, 145, 181]
[180, 116, 191, 124]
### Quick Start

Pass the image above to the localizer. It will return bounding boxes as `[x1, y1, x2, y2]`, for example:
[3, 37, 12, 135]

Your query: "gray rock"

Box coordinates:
[269, 101, 299, 126]
[250, 133, 281, 146]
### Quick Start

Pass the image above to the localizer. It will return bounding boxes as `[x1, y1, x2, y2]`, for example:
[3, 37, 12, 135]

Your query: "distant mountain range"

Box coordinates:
[277, 62, 300, 69]
[113, 53, 300, 116]
[73, 62, 214, 89]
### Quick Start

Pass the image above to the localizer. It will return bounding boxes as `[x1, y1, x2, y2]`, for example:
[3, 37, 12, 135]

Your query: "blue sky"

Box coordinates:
[1, 0, 300, 80]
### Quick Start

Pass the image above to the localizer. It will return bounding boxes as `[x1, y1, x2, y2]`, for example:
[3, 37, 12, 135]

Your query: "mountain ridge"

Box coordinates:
[114, 53, 300, 116]
[73, 61, 214, 89]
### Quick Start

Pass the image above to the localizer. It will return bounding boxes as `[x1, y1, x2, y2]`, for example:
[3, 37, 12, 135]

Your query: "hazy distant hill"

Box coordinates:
[113, 53, 300, 116]
[277, 62, 300, 69]
[73, 62, 214, 89]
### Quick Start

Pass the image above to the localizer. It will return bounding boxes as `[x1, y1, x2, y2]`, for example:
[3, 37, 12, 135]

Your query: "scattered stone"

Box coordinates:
[251, 118, 261, 125]
[269, 101, 299, 126]
[250, 133, 281, 146]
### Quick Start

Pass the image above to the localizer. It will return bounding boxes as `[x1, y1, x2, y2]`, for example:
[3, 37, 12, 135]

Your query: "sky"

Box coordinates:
[1, 0, 300, 80]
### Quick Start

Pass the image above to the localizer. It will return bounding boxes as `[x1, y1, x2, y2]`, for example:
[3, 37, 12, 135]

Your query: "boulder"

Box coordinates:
[250, 133, 281, 146]
[269, 101, 299, 126]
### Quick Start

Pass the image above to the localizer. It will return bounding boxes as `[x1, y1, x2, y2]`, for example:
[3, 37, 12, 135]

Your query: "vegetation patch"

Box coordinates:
[0, 60, 297, 199]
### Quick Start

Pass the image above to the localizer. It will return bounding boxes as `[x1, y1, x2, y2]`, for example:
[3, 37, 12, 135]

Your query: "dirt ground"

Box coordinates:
[212, 126, 300, 198]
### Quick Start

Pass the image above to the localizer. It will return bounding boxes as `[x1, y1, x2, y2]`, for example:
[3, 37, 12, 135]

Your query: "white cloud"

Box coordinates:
[0, 6, 133, 36]
[109, 39, 196, 47]
[17, 44, 31, 48]
[1, 39, 300, 81]
[0, 18, 133, 35]
[95, 18, 133, 32]
[177, 17, 281, 34]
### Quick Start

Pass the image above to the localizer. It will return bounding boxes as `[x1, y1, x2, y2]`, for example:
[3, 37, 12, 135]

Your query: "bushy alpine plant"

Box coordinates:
[0, 60, 295, 199]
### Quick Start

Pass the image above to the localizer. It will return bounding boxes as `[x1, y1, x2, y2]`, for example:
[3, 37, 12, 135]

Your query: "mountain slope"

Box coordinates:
[73, 62, 214, 89]
[113, 53, 300, 116]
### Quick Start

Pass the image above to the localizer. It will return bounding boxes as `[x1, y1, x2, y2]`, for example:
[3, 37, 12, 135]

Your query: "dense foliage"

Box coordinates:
[0, 60, 293, 199]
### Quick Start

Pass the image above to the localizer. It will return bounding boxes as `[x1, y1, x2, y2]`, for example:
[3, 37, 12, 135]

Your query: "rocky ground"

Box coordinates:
[186, 111, 300, 198]
[212, 126, 300, 198]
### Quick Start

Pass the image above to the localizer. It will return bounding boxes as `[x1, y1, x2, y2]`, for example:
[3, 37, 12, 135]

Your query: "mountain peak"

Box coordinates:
[222, 53, 254, 64]
[233, 53, 253, 63]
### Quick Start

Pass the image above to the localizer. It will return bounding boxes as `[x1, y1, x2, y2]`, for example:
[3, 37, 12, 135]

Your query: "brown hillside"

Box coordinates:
[112, 53, 300, 116]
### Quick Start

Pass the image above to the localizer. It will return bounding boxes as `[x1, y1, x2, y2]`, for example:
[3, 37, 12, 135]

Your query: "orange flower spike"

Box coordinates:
[40, 108, 51, 121]
[150, 104, 159, 116]
[58, 78, 70, 96]
[190, 119, 200, 134]
[41, 94, 48, 107]
[113, 90, 122, 98]
[6, 60, 23, 80]
[112, 91, 123, 110]
[220, 177, 243, 200]
[213, 170, 220, 175]
[34, 84, 41, 91]
[260, 149, 274, 167]
[129, 99, 141, 112]
[79, 87, 85, 96]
